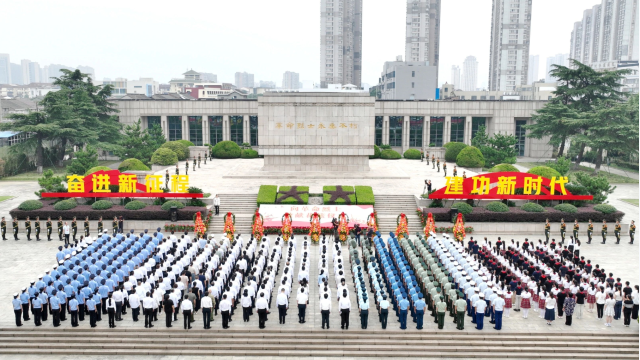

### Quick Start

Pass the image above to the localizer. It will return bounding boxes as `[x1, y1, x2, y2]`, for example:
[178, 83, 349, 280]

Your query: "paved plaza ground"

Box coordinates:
[0, 158, 637, 360]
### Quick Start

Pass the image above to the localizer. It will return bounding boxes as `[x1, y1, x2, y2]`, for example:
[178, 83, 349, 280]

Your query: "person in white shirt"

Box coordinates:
[180, 294, 193, 330]
[320, 293, 332, 329]
[200, 294, 213, 329]
[241, 289, 252, 323]
[142, 292, 155, 328]
[256, 293, 269, 329]
[219, 294, 232, 329]
[276, 288, 288, 324]
[296, 287, 309, 323]
[128, 291, 141, 322]
[113, 287, 124, 321]
[106, 293, 116, 328]
[338, 289, 351, 330]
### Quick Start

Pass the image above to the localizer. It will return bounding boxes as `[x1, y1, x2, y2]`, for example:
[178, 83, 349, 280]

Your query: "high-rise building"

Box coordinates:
[200, 72, 217, 83]
[463, 56, 478, 91]
[234, 72, 254, 88]
[545, 54, 570, 82]
[405, 0, 441, 84]
[451, 65, 461, 89]
[28, 62, 41, 83]
[282, 71, 300, 89]
[320, 0, 363, 88]
[10, 63, 22, 85]
[528, 55, 539, 84]
[259, 80, 276, 89]
[570, 0, 638, 67]
[41, 65, 50, 83]
[488, 0, 532, 91]
[379, 58, 437, 100]
[0, 54, 10, 84]
[21, 60, 32, 84]
[48, 64, 75, 80]
[76, 65, 95, 80]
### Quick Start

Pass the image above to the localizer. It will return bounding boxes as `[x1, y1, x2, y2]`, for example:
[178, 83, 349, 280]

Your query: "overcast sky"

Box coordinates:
[3, 0, 601, 88]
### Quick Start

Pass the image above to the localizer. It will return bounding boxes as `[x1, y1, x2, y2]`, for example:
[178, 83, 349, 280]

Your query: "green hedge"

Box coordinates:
[554, 203, 578, 213]
[381, 149, 401, 160]
[212, 141, 241, 159]
[257, 185, 278, 205]
[151, 148, 178, 165]
[276, 186, 309, 204]
[241, 149, 259, 158]
[161, 200, 185, 211]
[91, 200, 113, 210]
[84, 166, 111, 176]
[124, 200, 147, 210]
[486, 201, 509, 212]
[444, 142, 468, 162]
[118, 158, 150, 172]
[527, 166, 561, 179]
[521, 203, 545, 212]
[403, 149, 421, 160]
[593, 204, 617, 214]
[490, 163, 520, 173]
[452, 202, 473, 215]
[176, 140, 195, 147]
[456, 146, 485, 168]
[54, 199, 77, 211]
[369, 145, 381, 159]
[18, 200, 43, 211]
[161, 141, 189, 161]
[323, 186, 356, 204]
[355, 186, 375, 205]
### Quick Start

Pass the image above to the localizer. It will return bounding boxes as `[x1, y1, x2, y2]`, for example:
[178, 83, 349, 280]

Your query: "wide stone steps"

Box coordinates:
[0, 329, 636, 358]
[207, 193, 257, 234]
[374, 195, 422, 233]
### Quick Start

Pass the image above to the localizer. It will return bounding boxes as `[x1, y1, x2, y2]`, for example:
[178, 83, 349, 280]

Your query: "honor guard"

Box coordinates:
[71, 217, 77, 242]
[165, 170, 170, 188]
[13, 218, 19, 240]
[560, 219, 566, 243]
[209, 150, 213, 161]
[573, 220, 579, 241]
[84, 216, 90, 237]
[462, 171, 467, 179]
[452, 165, 457, 177]
[97, 216, 103, 234]
[426, 152, 430, 165]
[629, 220, 635, 245]
[203, 152, 207, 164]
[601, 220, 607, 244]
[436, 158, 440, 172]
[25, 217, 31, 241]
[431, 155, 435, 168]
[197, 154, 201, 168]
[1, 217, 6, 240]
[442, 161, 447, 176]
[112, 216, 118, 236]
[175, 164, 179, 175]
[34, 216, 41, 241]
[587, 219, 593, 244]
[545, 219, 550, 241]
[57, 217, 63, 241]
[46, 217, 52, 241]
[192, 157, 196, 171]
[185, 160, 188, 175]
[614, 220, 622, 244]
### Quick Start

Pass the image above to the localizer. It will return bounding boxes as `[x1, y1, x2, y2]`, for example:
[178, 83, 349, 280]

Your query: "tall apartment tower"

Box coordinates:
[282, 71, 300, 89]
[463, 56, 479, 91]
[545, 54, 570, 82]
[570, 0, 638, 67]
[0, 54, 10, 84]
[405, 0, 441, 84]
[234, 72, 255, 88]
[320, 0, 362, 88]
[528, 55, 539, 84]
[451, 65, 461, 89]
[488, 0, 532, 91]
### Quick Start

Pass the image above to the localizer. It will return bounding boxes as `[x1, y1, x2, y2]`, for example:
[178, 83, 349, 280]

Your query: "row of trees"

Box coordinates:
[526, 60, 639, 173]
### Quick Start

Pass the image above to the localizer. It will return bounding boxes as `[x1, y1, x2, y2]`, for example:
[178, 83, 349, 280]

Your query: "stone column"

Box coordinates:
[243, 115, 250, 145]
[402, 116, 410, 154]
[444, 116, 451, 145]
[161, 115, 169, 140]
[382, 116, 390, 145]
[222, 115, 230, 141]
[425, 116, 431, 148]
[465, 116, 472, 145]
[202, 116, 209, 145]
[182, 115, 189, 141]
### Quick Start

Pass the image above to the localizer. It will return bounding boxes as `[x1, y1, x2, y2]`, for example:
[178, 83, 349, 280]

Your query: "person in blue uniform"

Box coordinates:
[414, 294, 426, 330]
[19, 288, 30, 322]
[32, 292, 43, 326]
[398, 295, 410, 330]
[50, 290, 61, 327]
[12, 294, 22, 326]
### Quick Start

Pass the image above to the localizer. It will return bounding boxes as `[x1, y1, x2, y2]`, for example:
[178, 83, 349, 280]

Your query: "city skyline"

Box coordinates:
[2, 0, 604, 88]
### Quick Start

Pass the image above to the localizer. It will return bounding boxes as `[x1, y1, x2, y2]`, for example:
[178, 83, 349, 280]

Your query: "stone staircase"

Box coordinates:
[0, 328, 636, 358]
[207, 194, 257, 236]
[374, 195, 423, 235]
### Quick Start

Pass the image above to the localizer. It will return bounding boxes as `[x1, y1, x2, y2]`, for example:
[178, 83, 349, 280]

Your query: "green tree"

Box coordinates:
[527, 102, 582, 157]
[66, 146, 99, 175]
[471, 126, 518, 166]
[574, 172, 616, 204]
[35, 169, 66, 198]
[546, 156, 571, 176]
[115, 120, 166, 165]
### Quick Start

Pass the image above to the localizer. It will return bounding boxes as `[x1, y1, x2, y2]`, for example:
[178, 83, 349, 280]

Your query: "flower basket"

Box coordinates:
[309, 212, 322, 242]
[424, 212, 436, 238]
[338, 212, 349, 242]
[281, 212, 293, 241]
[396, 213, 409, 239]
[367, 212, 378, 232]
[252, 210, 264, 240]
[453, 212, 466, 242]
[194, 211, 206, 237]
[223, 212, 235, 240]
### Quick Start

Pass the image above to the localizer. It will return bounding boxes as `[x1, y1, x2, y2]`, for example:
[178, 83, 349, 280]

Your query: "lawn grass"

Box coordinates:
[620, 199, 639, 206]
[517, 162, 638, 184]
[0, 196, 14, 203]
[0, 161, 118, 181]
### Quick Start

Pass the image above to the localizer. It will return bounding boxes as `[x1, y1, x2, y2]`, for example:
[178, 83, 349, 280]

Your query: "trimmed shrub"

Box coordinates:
[240, 149, 259, 159]
[370, 145, 381, 159]
[118, 158, 150, 172]
[593, 204, 617, 214]
[379, 144, 392, 150]
[276, 186, 310, 204]
[486, 201, 509, 212]
[54, 199, 77, 211]
[18, 200, 43, 211]
[151, 148, 178, 165]
[381, 149, 401, 160]
[403, 149, 422, 160]
[565, 183, 589, 207]
[91, 200, 113, 210]
[456, 146, 485, 168]
[452, 202, 473, 215]
[421, 205, 623, 223]
[323, 186, 356, 205]
[176, 140, 195, 148]
[521, 203, 545, 213]
[187, 187, 203, 194]
[444, 142, 468, 162]
[554, 203, 578, 213]
[503, 156, 517, 164]
[84, 166, 111, 176]
[161, 200, 185, 211]
[161, 141, 189, 161]
[490, 163, 520, 173]
[124, 200, 147, 210]
[212, 141, 242, 159]
[257, 185, 278, 205]
[527, 166, 561, 179]
[9, 203, 206, 221]
[355, 186, 375, 205]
